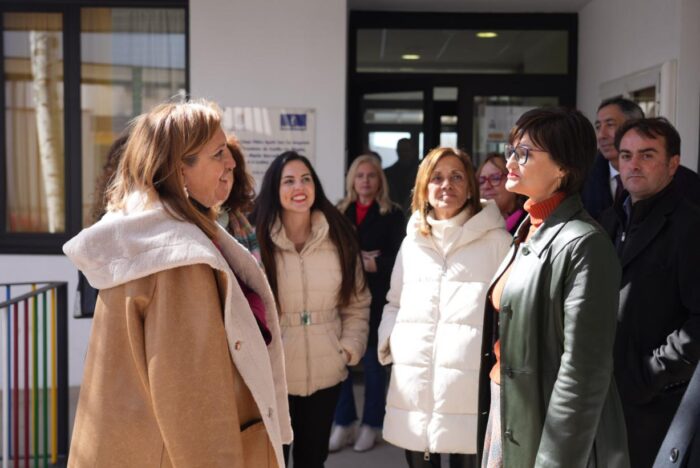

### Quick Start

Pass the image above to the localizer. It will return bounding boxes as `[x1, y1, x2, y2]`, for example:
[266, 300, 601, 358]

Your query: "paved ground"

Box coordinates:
[326, 438, 405, 468]
[313, 380, 407, 468]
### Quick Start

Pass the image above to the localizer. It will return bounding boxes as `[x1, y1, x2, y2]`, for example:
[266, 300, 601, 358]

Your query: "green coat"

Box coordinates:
[477, 195, 630, 468]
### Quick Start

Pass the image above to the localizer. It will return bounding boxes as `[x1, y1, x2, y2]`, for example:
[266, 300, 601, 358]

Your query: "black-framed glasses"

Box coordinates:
[478, 173, 505, 187]
[504, 144, 536, 165]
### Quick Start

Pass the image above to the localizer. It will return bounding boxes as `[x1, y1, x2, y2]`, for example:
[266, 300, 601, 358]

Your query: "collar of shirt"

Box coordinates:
[609, 162, 620, 198]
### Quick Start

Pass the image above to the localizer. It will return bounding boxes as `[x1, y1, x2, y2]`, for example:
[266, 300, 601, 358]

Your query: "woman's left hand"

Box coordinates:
[361, 250, 380, 273]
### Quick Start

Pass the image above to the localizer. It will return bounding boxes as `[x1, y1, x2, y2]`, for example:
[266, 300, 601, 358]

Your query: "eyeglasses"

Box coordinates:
[504, 144, 542, 166]
[478, 173, 505, 187]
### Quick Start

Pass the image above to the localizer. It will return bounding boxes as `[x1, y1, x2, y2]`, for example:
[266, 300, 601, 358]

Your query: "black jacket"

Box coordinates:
[344, 202, 405, 347]
[654, 363, 700, 468]
[582, 153, 700, 220]
[600, 183, 700, 468]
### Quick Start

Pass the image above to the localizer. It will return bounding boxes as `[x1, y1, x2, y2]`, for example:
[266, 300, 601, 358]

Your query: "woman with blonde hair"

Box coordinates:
[63, 99, 291, 468]
[330, 154, 405, 453]
[378, 147, 511, 468]
[476, 153, 527, 234]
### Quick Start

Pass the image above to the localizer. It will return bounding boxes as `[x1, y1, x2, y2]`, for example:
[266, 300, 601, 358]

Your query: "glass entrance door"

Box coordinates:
[348, 11, 577, 170]
[472, 95, 559, 166]
[361, 90, 424, 168]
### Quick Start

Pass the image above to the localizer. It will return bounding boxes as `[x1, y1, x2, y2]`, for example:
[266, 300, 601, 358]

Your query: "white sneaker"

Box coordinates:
[353, 425, 378, 452]
[328, 424, 355, 452]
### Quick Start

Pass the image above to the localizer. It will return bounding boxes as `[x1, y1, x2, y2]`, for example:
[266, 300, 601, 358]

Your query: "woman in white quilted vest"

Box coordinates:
[254, 151, 371, 468]
[378, 147, 511, 468]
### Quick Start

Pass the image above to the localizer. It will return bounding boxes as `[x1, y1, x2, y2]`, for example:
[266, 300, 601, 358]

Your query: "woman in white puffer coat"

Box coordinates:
[378, 147, 511, 468]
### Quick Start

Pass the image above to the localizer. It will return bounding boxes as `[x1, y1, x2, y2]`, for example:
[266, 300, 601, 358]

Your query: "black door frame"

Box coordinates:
[0, 0, 188, 254]
[347, 11, 578, 166]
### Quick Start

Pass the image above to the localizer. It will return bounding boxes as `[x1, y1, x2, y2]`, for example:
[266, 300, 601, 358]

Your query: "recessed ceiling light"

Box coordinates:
[401, 54, 421, 60]
[476, 32, 498, 39]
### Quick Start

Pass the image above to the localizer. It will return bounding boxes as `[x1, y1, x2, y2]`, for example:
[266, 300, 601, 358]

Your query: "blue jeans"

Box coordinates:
[333, 345, 386, 428]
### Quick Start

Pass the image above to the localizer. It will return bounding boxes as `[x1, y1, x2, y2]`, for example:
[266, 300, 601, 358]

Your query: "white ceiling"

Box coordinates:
[348, 0, 592, 13]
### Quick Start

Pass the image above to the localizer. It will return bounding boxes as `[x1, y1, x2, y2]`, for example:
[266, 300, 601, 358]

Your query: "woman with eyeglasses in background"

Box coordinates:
[477, 107, 629, 468]
[476, 153, 527, 235]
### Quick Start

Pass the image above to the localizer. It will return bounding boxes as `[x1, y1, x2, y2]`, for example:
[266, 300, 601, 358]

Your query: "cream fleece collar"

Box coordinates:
[63, 191, 261, 292]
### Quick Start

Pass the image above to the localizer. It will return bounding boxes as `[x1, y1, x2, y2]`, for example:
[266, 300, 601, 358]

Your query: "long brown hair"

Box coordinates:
[90, 130, 130, 224]
[106, 99, 223, 239]
[254, 151, 365, 309]
[221, 135, 255, 214]
[411, 147, 480, 236]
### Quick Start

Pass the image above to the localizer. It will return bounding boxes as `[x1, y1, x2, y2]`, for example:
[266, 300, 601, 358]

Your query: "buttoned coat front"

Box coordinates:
[63, 194, 292, 468]
[378, 200, 511, 454]
[477, 195, 630, 468]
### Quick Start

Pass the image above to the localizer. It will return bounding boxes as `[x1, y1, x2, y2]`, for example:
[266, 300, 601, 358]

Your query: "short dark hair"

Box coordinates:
[509, 107, 597, 195]
[614, 117, 681, 158]
[597, 97, 644, 120]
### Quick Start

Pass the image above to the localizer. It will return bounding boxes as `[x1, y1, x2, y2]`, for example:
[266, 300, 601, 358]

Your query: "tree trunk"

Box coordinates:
[29, 31, 64, 233]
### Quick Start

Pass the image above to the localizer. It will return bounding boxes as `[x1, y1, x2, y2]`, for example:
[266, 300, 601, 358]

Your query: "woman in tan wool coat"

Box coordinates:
[63, 99, 291, 468]
[254, 151, 371, 468]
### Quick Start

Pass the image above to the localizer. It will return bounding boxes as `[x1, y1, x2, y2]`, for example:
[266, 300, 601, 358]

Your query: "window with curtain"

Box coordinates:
[3, 12, 65, 233]
[80, 8, 186, 226]
[1, 4, 186, 252]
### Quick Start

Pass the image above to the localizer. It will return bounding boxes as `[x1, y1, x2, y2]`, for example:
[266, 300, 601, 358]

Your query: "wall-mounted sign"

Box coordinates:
[222, 106, 316, 189]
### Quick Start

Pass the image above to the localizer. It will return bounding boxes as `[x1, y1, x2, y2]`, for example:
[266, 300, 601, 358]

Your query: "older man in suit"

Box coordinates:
[582, 97, 700, 219]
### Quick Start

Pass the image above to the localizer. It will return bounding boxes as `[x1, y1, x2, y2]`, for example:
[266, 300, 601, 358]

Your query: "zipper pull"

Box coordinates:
[621, 231, 626, 243]
[424, 450, 430, 461]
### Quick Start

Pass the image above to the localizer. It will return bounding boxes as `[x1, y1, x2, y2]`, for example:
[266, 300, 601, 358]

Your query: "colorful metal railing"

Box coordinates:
[0, 283, 68, 467]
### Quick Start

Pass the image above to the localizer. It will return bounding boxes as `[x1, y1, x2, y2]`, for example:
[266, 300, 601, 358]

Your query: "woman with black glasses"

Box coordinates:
[477, 107, 629, 468]
[476, 153, 526, 235]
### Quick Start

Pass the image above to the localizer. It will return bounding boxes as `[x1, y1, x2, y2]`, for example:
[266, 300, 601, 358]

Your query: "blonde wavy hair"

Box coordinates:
[411, 147, 480, 236]
[106, 99, 223, 239]
[337, 154, 398, 215]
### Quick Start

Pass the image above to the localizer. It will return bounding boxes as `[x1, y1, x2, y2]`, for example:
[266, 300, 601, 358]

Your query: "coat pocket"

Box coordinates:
[240, 420, 277, 468]
[324, 323, 348, 366]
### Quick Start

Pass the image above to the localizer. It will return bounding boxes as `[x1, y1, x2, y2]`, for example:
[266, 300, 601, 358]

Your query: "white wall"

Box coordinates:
[578, 0, 700, 170]
[0, 0, 348, 391]
[675, 0, 700, 171]
[0, 256, 91, 387]
[189, 0, 348, 201]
